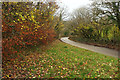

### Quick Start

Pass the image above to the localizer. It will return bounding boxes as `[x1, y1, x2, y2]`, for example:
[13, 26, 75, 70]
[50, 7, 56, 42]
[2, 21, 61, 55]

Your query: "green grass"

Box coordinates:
[2, 40, 119, 78]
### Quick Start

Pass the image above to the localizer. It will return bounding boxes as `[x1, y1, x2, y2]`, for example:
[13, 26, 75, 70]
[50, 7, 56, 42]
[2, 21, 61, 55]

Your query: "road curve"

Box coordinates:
[60, 37, 119, 58]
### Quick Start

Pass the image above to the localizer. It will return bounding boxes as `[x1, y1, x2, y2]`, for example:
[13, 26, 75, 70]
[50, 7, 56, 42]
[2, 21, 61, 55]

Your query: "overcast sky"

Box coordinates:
[58, 0, 92, 13]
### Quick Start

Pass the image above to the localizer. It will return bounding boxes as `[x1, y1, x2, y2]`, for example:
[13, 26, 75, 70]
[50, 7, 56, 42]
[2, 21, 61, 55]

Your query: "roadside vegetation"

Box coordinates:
[2, 1, 64, 60]
[2, 1, 64, 78]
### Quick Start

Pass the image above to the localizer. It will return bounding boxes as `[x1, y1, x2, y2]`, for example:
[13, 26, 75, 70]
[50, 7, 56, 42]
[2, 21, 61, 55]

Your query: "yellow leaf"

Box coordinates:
[88, 75, 90, 78]
[16, 13, 18, 15]
[7, 75, 9, 77]
[59, 66, 61, 68]
[39, 38, 42, 40]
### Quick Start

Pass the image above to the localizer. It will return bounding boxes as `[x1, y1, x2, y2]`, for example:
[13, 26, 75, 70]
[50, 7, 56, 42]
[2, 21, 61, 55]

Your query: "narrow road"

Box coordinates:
[60, 37, 119, 58]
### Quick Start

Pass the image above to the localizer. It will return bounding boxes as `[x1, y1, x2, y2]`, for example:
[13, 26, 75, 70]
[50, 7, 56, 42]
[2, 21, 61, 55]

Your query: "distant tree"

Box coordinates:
[53, 6, 68, 38]
[91, 0, 120, 29]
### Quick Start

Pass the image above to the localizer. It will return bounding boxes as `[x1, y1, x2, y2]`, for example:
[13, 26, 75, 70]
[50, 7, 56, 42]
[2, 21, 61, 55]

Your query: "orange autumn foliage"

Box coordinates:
[2, 2, 58, 57]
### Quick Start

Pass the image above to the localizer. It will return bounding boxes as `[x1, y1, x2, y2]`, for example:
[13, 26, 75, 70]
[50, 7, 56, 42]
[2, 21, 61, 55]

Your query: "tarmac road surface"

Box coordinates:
[60, 37, 119, 58]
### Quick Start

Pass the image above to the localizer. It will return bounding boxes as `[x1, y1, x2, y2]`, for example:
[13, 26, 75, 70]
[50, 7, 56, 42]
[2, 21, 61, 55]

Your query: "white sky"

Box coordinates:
[58, 0, 92, 13]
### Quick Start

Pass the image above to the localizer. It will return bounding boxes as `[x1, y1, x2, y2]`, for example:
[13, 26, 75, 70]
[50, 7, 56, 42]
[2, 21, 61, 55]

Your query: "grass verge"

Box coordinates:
[2, 40, 119, 78]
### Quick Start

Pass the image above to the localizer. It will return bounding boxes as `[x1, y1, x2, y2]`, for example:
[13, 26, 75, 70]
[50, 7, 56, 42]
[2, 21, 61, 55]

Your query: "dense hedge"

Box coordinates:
[2, 2, 58, 57]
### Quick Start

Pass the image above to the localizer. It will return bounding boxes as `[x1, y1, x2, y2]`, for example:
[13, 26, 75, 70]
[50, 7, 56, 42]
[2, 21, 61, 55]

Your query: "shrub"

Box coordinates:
[2, 2, 58, 58]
